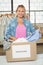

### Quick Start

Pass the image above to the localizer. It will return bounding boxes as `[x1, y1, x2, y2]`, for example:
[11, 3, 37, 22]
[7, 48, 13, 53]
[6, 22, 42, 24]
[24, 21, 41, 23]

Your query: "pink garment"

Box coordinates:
[16, 24, 26, 38]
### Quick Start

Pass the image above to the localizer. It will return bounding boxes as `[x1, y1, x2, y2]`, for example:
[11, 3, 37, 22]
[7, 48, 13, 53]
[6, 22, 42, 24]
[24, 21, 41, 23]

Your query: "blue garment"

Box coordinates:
[26, 29, 41, 42]
[4, 17, 35, 40]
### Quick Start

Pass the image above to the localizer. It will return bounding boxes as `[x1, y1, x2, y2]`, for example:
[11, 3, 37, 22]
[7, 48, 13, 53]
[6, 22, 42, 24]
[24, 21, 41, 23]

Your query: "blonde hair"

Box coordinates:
[15, 5, 26, 18]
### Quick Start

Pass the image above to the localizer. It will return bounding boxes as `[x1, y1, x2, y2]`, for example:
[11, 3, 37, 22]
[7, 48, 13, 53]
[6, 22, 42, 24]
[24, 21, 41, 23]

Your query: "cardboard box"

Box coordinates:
[6, 42, 37, 62]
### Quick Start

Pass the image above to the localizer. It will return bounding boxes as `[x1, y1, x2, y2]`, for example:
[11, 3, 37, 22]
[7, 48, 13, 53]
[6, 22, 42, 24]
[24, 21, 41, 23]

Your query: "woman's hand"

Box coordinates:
[9, 36, 17, 41]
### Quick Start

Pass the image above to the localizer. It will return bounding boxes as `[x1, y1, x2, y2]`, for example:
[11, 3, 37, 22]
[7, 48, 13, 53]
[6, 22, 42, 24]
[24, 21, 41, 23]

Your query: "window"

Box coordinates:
[36, 12, 43, 23]
[0, 0, 43, 23]
[30, 0, 43, 23]
[0, 0, 11, 14]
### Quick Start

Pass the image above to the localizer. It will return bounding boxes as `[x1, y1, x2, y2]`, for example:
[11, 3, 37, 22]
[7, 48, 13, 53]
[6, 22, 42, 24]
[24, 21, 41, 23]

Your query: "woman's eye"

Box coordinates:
[22, 11, 24, 12]
[18, 10, 24, 12]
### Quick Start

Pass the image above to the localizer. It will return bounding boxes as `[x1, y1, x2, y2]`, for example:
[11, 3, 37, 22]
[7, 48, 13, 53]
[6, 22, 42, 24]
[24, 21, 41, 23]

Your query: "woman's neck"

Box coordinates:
[17, 17, 23, 25]
[17, 17, 23, 20]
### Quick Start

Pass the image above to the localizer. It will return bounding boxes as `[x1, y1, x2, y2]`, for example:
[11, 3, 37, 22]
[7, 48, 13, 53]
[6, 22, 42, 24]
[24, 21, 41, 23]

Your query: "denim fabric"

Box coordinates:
[4, 17, 35, 40]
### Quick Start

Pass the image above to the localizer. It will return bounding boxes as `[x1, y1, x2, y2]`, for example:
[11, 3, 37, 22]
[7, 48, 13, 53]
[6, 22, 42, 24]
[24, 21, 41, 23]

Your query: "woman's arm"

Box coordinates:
[4, 18, 17, 41]
[25, 19, 36, 37]
[9, 36, 17, 41]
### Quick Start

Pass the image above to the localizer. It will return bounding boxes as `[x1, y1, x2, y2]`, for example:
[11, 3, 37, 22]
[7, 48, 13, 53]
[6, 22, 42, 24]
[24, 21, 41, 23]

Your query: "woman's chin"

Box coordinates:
[18, 15, 23, 18]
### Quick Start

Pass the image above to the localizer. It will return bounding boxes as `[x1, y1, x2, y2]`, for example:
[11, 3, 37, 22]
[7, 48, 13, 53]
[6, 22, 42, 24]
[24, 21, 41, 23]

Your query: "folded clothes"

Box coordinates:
[26, 29, 41, 42]
[12, 38, 28, 44]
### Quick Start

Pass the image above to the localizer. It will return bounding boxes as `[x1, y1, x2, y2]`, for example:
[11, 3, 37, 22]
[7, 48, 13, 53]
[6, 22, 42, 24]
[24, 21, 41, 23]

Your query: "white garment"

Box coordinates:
[12, 38, 28, 44]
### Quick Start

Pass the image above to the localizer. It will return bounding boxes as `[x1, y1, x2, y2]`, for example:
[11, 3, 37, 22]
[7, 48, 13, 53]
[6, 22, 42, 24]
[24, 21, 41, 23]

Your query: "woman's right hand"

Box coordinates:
[9, 36, 17, 41]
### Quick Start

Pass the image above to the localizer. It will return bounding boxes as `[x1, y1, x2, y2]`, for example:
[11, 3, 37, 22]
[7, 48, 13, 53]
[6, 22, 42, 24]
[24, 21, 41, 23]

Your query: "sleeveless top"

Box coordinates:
[16, 24, 26, 38]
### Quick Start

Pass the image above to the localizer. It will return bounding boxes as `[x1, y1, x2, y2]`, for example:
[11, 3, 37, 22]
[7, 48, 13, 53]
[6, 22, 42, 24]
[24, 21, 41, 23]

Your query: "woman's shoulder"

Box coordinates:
[7, 17, 17, 27]
[23, 18, 30, 24]
[9, 17, 17, 24]
[11, 17, 17, 22]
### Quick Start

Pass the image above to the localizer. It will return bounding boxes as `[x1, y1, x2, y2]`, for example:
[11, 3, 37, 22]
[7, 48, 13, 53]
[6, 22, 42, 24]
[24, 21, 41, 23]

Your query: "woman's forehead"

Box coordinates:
[17, 7, 25, 11]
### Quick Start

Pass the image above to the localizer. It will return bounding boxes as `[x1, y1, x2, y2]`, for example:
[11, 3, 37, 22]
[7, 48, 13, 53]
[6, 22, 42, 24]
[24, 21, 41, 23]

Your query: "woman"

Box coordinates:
[3, 5, 41, 50]
[4, 5, 36, 41]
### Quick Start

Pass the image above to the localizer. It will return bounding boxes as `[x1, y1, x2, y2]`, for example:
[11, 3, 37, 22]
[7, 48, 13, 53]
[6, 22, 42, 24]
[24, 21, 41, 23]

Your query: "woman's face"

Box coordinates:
[16, 7, 25, 18]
